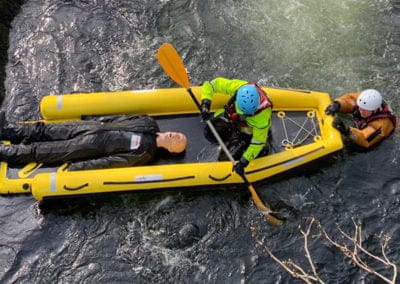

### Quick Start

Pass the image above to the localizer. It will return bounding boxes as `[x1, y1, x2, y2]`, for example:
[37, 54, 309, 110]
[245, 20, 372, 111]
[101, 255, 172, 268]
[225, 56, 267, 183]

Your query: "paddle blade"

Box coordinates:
[265, 212, 284, 226]
[157, 43, 190, 89]
[248, 183, 283, 226]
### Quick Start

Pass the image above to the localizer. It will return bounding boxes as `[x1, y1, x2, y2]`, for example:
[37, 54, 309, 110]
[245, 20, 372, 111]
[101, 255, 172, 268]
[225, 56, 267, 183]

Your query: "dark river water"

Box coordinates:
[1, 0, 400, 283]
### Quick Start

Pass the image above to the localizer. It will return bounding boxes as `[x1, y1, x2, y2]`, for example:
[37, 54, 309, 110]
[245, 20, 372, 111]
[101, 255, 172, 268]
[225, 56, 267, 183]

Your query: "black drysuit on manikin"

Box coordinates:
[0, 115, 160, 170]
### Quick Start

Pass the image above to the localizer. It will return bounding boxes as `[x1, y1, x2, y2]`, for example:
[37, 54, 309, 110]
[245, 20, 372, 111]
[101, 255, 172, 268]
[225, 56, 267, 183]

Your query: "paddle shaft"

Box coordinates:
[187, 87, 280, 220]
[187, 87, 282, 225]
[187, 88, 236, 163]
[157, 43, 283, 225]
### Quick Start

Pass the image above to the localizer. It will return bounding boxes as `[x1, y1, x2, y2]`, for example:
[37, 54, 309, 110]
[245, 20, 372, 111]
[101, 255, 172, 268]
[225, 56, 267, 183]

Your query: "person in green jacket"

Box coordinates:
[200, 77, 273, 177]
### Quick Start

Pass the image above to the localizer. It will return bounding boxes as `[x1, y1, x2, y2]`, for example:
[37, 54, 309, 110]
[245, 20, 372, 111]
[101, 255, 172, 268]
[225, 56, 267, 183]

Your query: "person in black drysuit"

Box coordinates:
[0, 115, 187, 170]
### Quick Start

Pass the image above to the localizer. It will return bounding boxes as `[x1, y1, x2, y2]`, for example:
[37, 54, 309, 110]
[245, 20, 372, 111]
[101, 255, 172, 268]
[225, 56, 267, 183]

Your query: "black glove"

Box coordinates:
[200, 99, 211, 121]
[333, 117, 350, 135]
[233, 157, 249, 178]
[325, 101, 341, 115]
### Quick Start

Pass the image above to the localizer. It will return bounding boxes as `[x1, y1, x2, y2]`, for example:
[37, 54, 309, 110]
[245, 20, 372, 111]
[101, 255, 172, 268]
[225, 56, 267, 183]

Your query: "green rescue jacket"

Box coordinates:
[201, 77, 272, 161]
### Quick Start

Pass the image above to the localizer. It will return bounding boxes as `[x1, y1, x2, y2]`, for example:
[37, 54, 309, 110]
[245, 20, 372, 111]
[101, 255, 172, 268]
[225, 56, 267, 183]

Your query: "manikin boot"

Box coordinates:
[0, 144, 33, 164]
[0, 123, 46, 144]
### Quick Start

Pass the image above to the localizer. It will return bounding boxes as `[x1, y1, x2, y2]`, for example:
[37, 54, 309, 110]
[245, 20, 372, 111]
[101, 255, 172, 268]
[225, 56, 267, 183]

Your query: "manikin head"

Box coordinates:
[156, 132, 187, 153]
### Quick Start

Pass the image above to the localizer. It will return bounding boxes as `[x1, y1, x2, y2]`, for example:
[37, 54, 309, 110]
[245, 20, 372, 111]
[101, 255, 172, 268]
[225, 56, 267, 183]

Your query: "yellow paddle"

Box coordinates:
[157, 43, 283, 226]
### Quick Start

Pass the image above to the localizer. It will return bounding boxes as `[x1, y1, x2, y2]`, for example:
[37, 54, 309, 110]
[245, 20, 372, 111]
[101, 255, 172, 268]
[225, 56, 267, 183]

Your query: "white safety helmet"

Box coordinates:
[356, 89, 382, 111]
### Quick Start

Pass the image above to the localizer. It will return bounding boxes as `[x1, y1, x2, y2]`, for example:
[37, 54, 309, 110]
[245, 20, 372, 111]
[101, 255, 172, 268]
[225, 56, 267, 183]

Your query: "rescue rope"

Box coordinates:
[278, 111, 321, 149]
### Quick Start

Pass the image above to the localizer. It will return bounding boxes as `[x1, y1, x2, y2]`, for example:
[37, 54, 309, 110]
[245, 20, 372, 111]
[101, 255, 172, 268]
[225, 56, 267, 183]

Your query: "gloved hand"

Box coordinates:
[233, 157, 249, 178]
[333, 117, 350, 135]
[200, 99, 211, 121]
[325, 101, 341, 115]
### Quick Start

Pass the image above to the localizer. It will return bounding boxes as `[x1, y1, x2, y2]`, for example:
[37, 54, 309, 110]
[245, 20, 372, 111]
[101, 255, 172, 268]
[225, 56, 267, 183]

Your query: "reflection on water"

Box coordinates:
[0, 0, 399, 282]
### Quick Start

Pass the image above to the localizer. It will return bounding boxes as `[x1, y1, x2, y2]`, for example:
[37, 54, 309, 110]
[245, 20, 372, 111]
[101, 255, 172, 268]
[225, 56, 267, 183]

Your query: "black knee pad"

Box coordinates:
[204, 118, 235, 143]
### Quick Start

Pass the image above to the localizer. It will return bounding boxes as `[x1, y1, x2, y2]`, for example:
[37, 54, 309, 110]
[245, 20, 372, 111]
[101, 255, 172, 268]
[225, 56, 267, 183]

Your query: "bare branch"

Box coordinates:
[299, 218, 323, 282]
[252, 218, 398, 284]
[251, 226, 323, 284]
[320, 219, 397, 284]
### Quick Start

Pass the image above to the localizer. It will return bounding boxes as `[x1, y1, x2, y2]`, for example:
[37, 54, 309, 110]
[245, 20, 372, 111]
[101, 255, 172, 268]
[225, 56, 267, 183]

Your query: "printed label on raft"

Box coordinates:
[57, 96, 63, 110]
[135, 174, 163, 182]
[132, 89, 155, 93]
[283, 157, 305, 167]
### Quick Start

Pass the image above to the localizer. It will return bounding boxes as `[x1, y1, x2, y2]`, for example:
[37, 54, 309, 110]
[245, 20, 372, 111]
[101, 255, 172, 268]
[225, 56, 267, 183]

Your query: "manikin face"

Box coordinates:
[156, 132, 187, 153]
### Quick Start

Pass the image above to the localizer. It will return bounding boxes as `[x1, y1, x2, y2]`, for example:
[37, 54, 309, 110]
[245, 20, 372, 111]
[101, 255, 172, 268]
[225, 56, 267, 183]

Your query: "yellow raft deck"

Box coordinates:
[0, 87, 343, 201]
